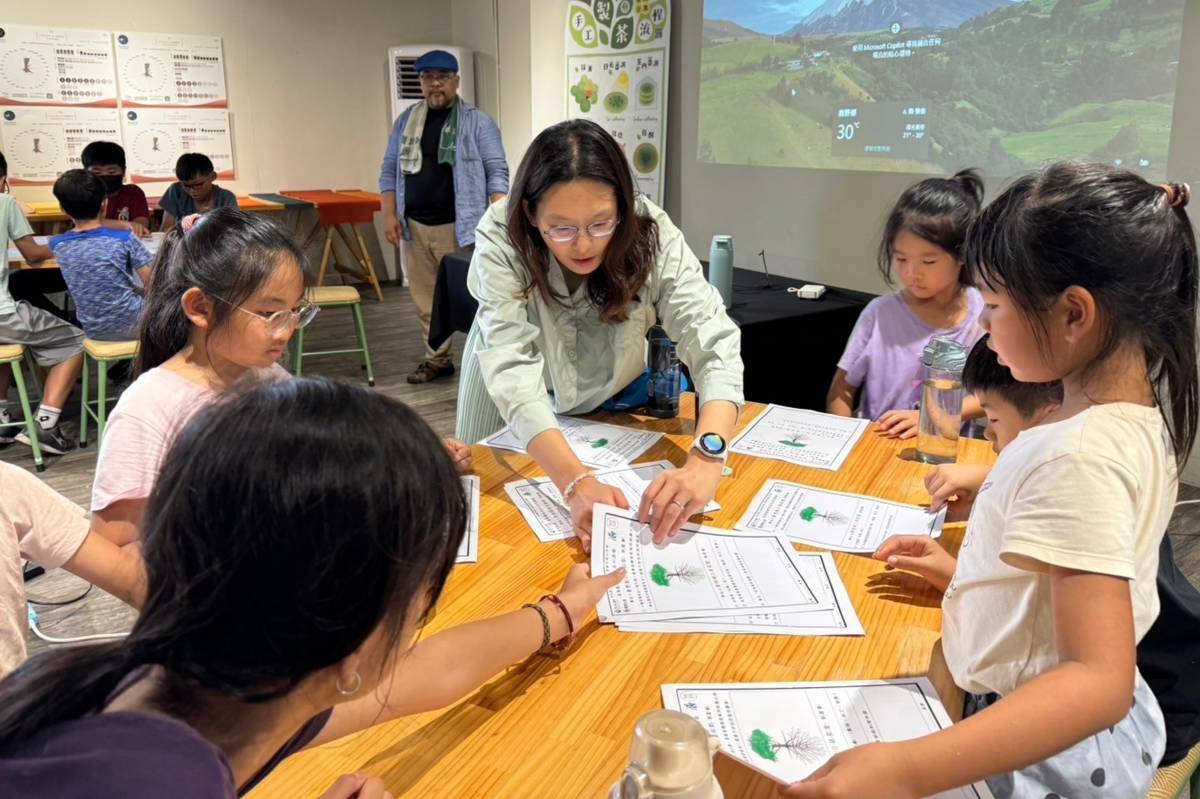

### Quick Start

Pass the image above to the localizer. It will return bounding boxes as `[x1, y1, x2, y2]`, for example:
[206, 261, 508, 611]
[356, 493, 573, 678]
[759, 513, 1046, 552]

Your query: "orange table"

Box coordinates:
[249, 398, 996, 799]
[281, 189, 384, 301]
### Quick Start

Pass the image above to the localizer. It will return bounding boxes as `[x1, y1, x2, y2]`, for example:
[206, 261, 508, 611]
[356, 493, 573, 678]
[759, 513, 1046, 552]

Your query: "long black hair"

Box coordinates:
[136, 207, 307, 375]
[506, 119, 659, 324]
[0, 378, 466, 748]
[966, 161, 1198, 469]
[879, 168, 985, 286]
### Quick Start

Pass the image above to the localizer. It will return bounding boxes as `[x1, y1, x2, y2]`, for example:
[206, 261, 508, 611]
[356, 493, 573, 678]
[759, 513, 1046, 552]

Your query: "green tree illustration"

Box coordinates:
[778, 434, 808, 448]
[650, 562, 704, 587]
[798, 507, 849, 525]
[748, 728, 826, 763]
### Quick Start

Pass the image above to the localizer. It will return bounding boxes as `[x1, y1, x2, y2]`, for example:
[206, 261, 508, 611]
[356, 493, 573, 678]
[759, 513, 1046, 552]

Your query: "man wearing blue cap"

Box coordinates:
[379, 48, 509, 384]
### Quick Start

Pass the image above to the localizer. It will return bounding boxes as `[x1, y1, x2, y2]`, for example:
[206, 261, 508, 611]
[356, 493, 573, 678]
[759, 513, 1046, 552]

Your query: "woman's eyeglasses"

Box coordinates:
[541, 218, 619, 244]
[213, 296, 320, 335]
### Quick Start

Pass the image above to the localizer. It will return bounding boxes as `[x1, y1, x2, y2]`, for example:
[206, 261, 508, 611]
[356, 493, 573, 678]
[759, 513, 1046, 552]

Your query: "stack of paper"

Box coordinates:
[737, 480, 946, 552]
[456, 475, 480, 564]
[504, 460, 719, 543]
[591, 505, 863, 636]
[729, 404, 869, 471]
[662, 678, 995, 798]
[482, 415, 662, 469]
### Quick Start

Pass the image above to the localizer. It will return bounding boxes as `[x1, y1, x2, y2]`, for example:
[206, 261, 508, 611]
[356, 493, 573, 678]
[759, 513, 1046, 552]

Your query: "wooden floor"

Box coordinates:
[7, 281, 1200, 655]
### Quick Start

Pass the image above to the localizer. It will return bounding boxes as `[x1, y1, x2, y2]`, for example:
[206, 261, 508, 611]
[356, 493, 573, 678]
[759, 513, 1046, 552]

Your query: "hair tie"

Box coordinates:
[180, 213, 203, 234]
[1162, 182, 1191, 210]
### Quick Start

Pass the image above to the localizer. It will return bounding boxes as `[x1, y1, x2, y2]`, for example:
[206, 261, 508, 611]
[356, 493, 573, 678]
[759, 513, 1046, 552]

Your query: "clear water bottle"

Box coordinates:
[916, 336, 968, 465]
[646, 327, 681, 419]
[609, 709, 724, 799]
[708, 235, 734, 308]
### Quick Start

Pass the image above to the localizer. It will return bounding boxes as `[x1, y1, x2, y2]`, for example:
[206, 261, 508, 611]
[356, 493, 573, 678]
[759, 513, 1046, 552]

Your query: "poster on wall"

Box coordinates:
[0, 106, 121, 185]
[564, 0, 669, 205]
[114, 32, 227, 108]
[121, 108, 234, 182]
[0, 25, 118, 107]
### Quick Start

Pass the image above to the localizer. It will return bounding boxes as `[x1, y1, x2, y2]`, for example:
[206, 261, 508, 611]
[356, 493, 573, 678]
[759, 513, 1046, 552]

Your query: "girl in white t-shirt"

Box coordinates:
[90, 209, 473, 546]
[788, 165, 1196, 799]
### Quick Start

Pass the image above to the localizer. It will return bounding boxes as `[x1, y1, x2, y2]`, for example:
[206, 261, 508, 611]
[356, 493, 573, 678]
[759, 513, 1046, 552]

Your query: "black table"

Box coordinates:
[429, 254, 875, 411]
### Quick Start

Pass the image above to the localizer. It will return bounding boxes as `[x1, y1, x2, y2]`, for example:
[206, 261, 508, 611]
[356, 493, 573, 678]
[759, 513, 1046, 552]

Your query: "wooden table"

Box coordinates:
[249, 398, 995, 798]
[281, 189, 385, 301]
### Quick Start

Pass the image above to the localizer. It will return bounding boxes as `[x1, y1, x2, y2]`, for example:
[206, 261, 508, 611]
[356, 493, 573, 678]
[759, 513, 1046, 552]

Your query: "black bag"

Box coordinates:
[1138, 535, 1200, 765]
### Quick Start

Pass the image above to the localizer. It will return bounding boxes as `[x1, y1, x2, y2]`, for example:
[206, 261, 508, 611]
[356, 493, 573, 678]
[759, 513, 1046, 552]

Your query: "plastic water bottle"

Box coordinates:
[916, 336, 968, 464]
[708, 235, 734, 308]
[646, 327, 680, 419]
[609, 709, 724, 799]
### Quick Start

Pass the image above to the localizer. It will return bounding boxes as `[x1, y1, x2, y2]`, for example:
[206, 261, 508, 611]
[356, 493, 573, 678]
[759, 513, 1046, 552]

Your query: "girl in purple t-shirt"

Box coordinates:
[828, 169, 987, 437]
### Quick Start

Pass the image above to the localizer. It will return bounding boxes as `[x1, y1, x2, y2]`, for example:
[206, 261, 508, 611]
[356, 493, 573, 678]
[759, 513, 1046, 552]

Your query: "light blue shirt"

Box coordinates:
[378, 98, 509, 247]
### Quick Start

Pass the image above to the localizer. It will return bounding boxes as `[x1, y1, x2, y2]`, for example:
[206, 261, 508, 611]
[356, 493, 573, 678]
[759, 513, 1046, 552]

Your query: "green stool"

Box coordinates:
[80, 338, 138, 448]
[292, 286, 375, 386]
[0, 344, 44, 472]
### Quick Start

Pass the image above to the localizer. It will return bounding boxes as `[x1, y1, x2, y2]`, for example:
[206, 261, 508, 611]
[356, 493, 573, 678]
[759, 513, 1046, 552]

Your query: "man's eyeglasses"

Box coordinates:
[419, 71, 457, 85]
[181, 178, 212, 190]
[213, 295, 320, 334]
[541, 218, 619, 244]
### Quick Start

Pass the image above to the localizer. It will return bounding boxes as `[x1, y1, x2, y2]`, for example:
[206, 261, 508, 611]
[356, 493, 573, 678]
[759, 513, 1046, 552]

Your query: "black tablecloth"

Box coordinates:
[429, 252, 475, 351]
[428, 254, 875, 411]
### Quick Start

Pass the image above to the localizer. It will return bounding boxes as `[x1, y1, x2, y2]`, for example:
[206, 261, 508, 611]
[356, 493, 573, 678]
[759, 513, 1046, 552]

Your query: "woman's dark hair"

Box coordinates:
[136, 207, 307, 375]
[963, 335, 1063, 419]
[878, 168, 985, 286]
[966, 161, 1198, 469]
[506, 119, 659, 324]
[0, 378, 466, 748]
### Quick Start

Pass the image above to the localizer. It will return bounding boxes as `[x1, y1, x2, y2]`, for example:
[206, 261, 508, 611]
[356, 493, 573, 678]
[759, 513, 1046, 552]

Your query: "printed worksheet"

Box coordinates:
[114, 31, 227, 107]
[737, 480, 945, 553]
[457, 475, 480, 564]
[0, 25, 118, 107]
[8, 232, 163, 264]
[504, 460, 719, 543]
[591, 505, 831, 623]
[662, 678, 994, 798]
[482, 415, 662, 469]
[730, 405, 869, 471]
[615, 551, 864, 636]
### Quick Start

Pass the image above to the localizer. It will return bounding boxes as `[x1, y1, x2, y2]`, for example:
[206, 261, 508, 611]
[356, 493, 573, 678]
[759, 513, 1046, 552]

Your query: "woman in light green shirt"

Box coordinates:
[457, 120, 743, 549]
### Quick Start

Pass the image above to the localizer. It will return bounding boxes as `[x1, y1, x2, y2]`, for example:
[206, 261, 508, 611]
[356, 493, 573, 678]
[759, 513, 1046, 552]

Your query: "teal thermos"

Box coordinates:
[708, 235, 734, 308]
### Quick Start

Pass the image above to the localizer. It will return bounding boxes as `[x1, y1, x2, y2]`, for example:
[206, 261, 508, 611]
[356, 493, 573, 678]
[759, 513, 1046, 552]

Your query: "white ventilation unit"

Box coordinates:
[388, 45, 475, 123]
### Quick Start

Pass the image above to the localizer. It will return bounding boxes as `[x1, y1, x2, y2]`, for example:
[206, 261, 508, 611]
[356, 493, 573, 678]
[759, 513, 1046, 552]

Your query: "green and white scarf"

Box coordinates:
[399, 100, 460, 175]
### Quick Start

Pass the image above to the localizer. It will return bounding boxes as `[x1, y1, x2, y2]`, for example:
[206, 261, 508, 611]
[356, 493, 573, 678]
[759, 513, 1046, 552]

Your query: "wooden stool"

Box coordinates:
[292, 286, 375, 386]
[1150, 740, 1200, 799]
[80, 338, 138, 448]
[0, 344, 44, 471]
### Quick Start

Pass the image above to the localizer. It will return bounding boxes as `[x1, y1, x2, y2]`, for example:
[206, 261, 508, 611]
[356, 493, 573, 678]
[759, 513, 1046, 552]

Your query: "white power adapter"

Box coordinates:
[788, 284, 827, 300]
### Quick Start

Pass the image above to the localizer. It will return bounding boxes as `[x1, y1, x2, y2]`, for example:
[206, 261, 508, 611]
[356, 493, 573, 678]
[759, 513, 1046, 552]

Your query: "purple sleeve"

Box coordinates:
[837, 299, 880, 388]
[238, 709, 332, 795]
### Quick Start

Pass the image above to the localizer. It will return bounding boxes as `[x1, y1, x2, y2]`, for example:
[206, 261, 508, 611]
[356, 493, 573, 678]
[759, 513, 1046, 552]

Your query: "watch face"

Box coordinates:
[700, 432, 726, 454]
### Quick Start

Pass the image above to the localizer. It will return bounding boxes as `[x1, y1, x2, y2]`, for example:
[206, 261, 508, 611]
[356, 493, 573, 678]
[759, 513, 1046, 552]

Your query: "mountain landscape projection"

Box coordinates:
[699, 0, 1186, 178]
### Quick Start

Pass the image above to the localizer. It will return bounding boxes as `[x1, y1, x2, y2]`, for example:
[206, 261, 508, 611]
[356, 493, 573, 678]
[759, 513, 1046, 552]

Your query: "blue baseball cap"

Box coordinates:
[414, 50, 459, 74]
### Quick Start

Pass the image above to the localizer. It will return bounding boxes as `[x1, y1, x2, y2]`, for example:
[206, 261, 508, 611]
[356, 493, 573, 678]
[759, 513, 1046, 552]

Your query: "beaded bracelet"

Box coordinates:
[541, 593, 576, 651]
[561, 471, 596, 503]
[522, 602, 552, 650]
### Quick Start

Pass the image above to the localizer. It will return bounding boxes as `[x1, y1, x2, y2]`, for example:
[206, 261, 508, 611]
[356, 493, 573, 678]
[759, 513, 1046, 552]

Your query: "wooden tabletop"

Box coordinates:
[249, 397, 995, 799]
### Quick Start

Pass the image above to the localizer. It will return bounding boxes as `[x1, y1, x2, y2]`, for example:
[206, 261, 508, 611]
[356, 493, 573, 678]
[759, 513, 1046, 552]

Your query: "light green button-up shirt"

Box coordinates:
[467, 194, 744, 447]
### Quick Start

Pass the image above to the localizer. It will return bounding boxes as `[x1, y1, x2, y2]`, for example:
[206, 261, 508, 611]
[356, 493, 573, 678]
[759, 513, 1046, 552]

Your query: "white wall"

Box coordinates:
[6, 0, 455, 278]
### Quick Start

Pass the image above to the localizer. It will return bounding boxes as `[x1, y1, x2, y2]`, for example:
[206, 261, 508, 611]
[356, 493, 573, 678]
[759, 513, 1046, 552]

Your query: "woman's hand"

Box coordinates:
[639, 457, 722, 544]
[875, 409, 920, 440]
[321, 773, 393, 799]
[873, 536, 956, 594]
[568, 477, 630, 553]
[779, 743, 919, 799]
[552, 562, 626, 635]
[443, 438, 473, 473]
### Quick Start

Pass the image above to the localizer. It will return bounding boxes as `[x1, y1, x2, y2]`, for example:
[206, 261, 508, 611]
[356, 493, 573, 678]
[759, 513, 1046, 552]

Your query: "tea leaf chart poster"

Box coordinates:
[565, 0, 669, 204]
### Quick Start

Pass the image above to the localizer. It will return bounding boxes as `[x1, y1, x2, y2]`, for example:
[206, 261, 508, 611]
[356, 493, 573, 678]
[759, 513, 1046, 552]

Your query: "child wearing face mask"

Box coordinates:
[80, 141, 151, 238]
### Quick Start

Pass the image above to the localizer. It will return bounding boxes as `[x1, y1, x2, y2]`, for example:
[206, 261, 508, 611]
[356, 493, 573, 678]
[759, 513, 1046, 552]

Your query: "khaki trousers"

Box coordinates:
[404, 218, 466, 366]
